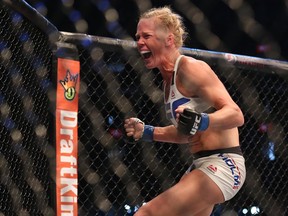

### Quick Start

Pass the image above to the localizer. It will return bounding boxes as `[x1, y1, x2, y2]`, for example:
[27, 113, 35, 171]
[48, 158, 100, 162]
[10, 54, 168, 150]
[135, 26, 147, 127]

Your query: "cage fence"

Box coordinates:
[1, 0, 288, 216]
[63, 33, 288, 216]
[0, 1, 55, 215]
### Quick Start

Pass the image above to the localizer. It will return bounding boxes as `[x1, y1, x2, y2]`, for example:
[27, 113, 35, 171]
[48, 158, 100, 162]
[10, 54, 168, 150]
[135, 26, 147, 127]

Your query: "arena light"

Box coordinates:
[240, 206, 261, 215]
[242, 207, 248, 214]
[124, 204, 132, 214]
[250, 206, 261, 215]
[124, 203, 141, 215]
[267, 141, 276, 161]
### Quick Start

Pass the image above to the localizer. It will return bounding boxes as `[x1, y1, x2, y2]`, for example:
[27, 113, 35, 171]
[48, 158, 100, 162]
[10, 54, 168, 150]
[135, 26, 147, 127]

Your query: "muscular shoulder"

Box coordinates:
[177, 56, 216, 89]
[180, 56, 213, 76]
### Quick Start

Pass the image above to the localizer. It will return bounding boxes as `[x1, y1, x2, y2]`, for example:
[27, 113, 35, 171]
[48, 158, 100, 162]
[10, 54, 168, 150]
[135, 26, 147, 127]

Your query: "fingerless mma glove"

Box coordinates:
[177, 108, 209, 135]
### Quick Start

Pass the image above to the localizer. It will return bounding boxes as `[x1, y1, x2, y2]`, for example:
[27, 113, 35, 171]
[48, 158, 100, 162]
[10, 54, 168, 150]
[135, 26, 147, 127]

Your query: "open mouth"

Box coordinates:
[140, 51, 152, 59]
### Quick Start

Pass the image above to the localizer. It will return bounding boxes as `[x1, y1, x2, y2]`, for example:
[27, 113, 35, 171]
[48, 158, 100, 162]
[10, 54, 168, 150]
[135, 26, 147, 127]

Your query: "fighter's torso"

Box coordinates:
[163, 55, 240, 153]
[164, 55, 211, 126]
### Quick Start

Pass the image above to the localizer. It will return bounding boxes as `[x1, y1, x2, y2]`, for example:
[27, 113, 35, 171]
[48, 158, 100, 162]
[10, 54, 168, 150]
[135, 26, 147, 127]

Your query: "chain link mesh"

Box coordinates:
[1, 1, 288, 215]
[71, 36, 288, 215]
[0, 3, 54, 215]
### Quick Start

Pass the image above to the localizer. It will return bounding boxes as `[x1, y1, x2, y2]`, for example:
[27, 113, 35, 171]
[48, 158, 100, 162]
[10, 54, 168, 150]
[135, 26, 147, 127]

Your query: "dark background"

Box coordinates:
[0, 0, 285, 215]
[26, 0, 288, 61]
[1, 1, 287, 215]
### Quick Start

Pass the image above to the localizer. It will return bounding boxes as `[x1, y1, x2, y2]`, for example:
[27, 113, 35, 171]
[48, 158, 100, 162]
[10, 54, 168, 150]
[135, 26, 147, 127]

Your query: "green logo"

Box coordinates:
[60, 70, 79, 101]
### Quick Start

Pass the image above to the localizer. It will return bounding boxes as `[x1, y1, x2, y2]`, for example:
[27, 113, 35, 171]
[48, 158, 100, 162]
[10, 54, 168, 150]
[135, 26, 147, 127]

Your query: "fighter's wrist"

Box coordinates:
[142, 125, 154, 142]
[199, 113, 209, 131]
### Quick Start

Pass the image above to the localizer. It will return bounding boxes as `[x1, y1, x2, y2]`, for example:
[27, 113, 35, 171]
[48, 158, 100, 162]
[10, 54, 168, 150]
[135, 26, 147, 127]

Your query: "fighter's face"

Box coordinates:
[136, 17, 167, 69]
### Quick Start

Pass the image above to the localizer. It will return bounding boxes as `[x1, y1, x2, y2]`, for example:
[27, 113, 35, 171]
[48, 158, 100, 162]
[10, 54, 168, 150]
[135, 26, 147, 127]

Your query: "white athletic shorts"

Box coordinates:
[186, 146, 246, 201]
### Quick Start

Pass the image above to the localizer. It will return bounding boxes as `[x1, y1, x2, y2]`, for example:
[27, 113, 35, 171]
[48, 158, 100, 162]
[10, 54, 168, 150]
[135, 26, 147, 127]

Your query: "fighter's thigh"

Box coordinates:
[137, 169, 223, 216]
[180, 168, 225, 205]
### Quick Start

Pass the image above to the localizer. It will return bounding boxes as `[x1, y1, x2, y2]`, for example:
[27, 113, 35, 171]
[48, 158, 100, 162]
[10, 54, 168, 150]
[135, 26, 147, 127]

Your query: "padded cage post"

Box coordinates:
[53, 42, 80, 216]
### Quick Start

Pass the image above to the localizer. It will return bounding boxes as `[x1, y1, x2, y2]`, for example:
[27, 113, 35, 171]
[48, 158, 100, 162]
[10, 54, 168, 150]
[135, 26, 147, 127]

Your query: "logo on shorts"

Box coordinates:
[207, 165, 217, 173]
[218, 153, 241, 189]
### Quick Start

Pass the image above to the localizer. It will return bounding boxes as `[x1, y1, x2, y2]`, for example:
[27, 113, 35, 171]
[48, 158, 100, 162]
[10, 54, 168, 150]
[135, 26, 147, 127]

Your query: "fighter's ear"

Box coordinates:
[165, 33, 174, 47]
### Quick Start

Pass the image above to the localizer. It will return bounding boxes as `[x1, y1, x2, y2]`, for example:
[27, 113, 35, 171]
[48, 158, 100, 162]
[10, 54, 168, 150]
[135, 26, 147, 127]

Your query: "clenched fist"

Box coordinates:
[124, 118, 144, 141]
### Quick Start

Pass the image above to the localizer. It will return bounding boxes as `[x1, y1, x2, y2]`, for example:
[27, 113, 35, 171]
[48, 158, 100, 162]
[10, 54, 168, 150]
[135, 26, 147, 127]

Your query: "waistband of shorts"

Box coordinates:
[193, 146, 243, 159]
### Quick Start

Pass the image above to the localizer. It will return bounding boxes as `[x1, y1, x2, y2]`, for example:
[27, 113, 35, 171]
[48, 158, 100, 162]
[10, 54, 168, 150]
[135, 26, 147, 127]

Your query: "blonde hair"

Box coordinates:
[140, 6, 187, 48]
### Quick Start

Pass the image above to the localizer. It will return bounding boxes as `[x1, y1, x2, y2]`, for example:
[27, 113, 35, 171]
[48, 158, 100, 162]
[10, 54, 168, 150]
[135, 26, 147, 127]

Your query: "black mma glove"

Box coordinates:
[177, 108, 210, 135]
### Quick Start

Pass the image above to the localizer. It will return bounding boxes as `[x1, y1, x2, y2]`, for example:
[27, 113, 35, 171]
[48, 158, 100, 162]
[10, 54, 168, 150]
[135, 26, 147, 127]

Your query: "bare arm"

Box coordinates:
[177, 57, 244, 130]
[124, 118, 190, 144]
[124, 57, 244, 143]
[153, 125, 191, 143]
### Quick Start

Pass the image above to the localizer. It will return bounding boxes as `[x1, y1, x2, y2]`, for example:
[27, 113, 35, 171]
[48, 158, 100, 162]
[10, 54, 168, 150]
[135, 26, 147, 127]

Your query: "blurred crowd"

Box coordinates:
[26, 0, 288, 61]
